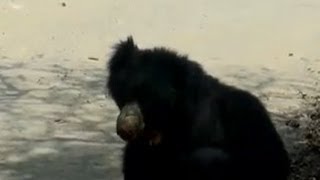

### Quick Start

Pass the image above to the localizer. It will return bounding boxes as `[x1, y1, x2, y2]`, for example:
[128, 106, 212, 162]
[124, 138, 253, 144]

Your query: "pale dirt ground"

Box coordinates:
[0, 0, 320, 179]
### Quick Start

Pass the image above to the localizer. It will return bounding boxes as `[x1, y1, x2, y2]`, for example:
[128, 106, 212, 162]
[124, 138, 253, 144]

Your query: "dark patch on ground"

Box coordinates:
[276, 94, 320, 180]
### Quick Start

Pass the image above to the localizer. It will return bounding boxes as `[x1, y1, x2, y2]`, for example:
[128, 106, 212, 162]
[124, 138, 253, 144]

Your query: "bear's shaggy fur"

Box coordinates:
[106, 37, 290, 180]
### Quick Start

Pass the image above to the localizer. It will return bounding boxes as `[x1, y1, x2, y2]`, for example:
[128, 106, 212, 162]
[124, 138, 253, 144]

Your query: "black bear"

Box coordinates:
[106, 36, 290, 180]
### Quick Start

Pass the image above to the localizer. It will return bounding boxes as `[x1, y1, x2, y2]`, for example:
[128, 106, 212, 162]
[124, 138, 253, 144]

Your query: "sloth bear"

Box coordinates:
[106, 36, 290, 180]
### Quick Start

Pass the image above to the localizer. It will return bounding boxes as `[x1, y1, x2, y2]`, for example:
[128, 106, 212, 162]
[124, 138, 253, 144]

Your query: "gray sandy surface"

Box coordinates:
[0, 0, 320, 179]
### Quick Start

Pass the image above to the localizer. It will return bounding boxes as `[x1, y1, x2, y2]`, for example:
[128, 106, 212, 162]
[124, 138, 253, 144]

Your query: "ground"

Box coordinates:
[0, 0, 320, 180]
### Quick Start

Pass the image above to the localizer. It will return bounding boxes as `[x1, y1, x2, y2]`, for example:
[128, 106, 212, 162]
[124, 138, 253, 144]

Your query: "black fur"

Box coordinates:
[107, 36, 290, 180]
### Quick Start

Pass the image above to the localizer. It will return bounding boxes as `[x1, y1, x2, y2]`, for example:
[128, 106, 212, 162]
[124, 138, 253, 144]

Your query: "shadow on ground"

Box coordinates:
[0, 58, 123, 180]
[0, 139, 123, 180]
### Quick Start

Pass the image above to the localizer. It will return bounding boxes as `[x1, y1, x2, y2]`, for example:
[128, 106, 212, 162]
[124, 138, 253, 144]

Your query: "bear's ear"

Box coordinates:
[108, 36, 138, 72]
[117, 36, 136, 52]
